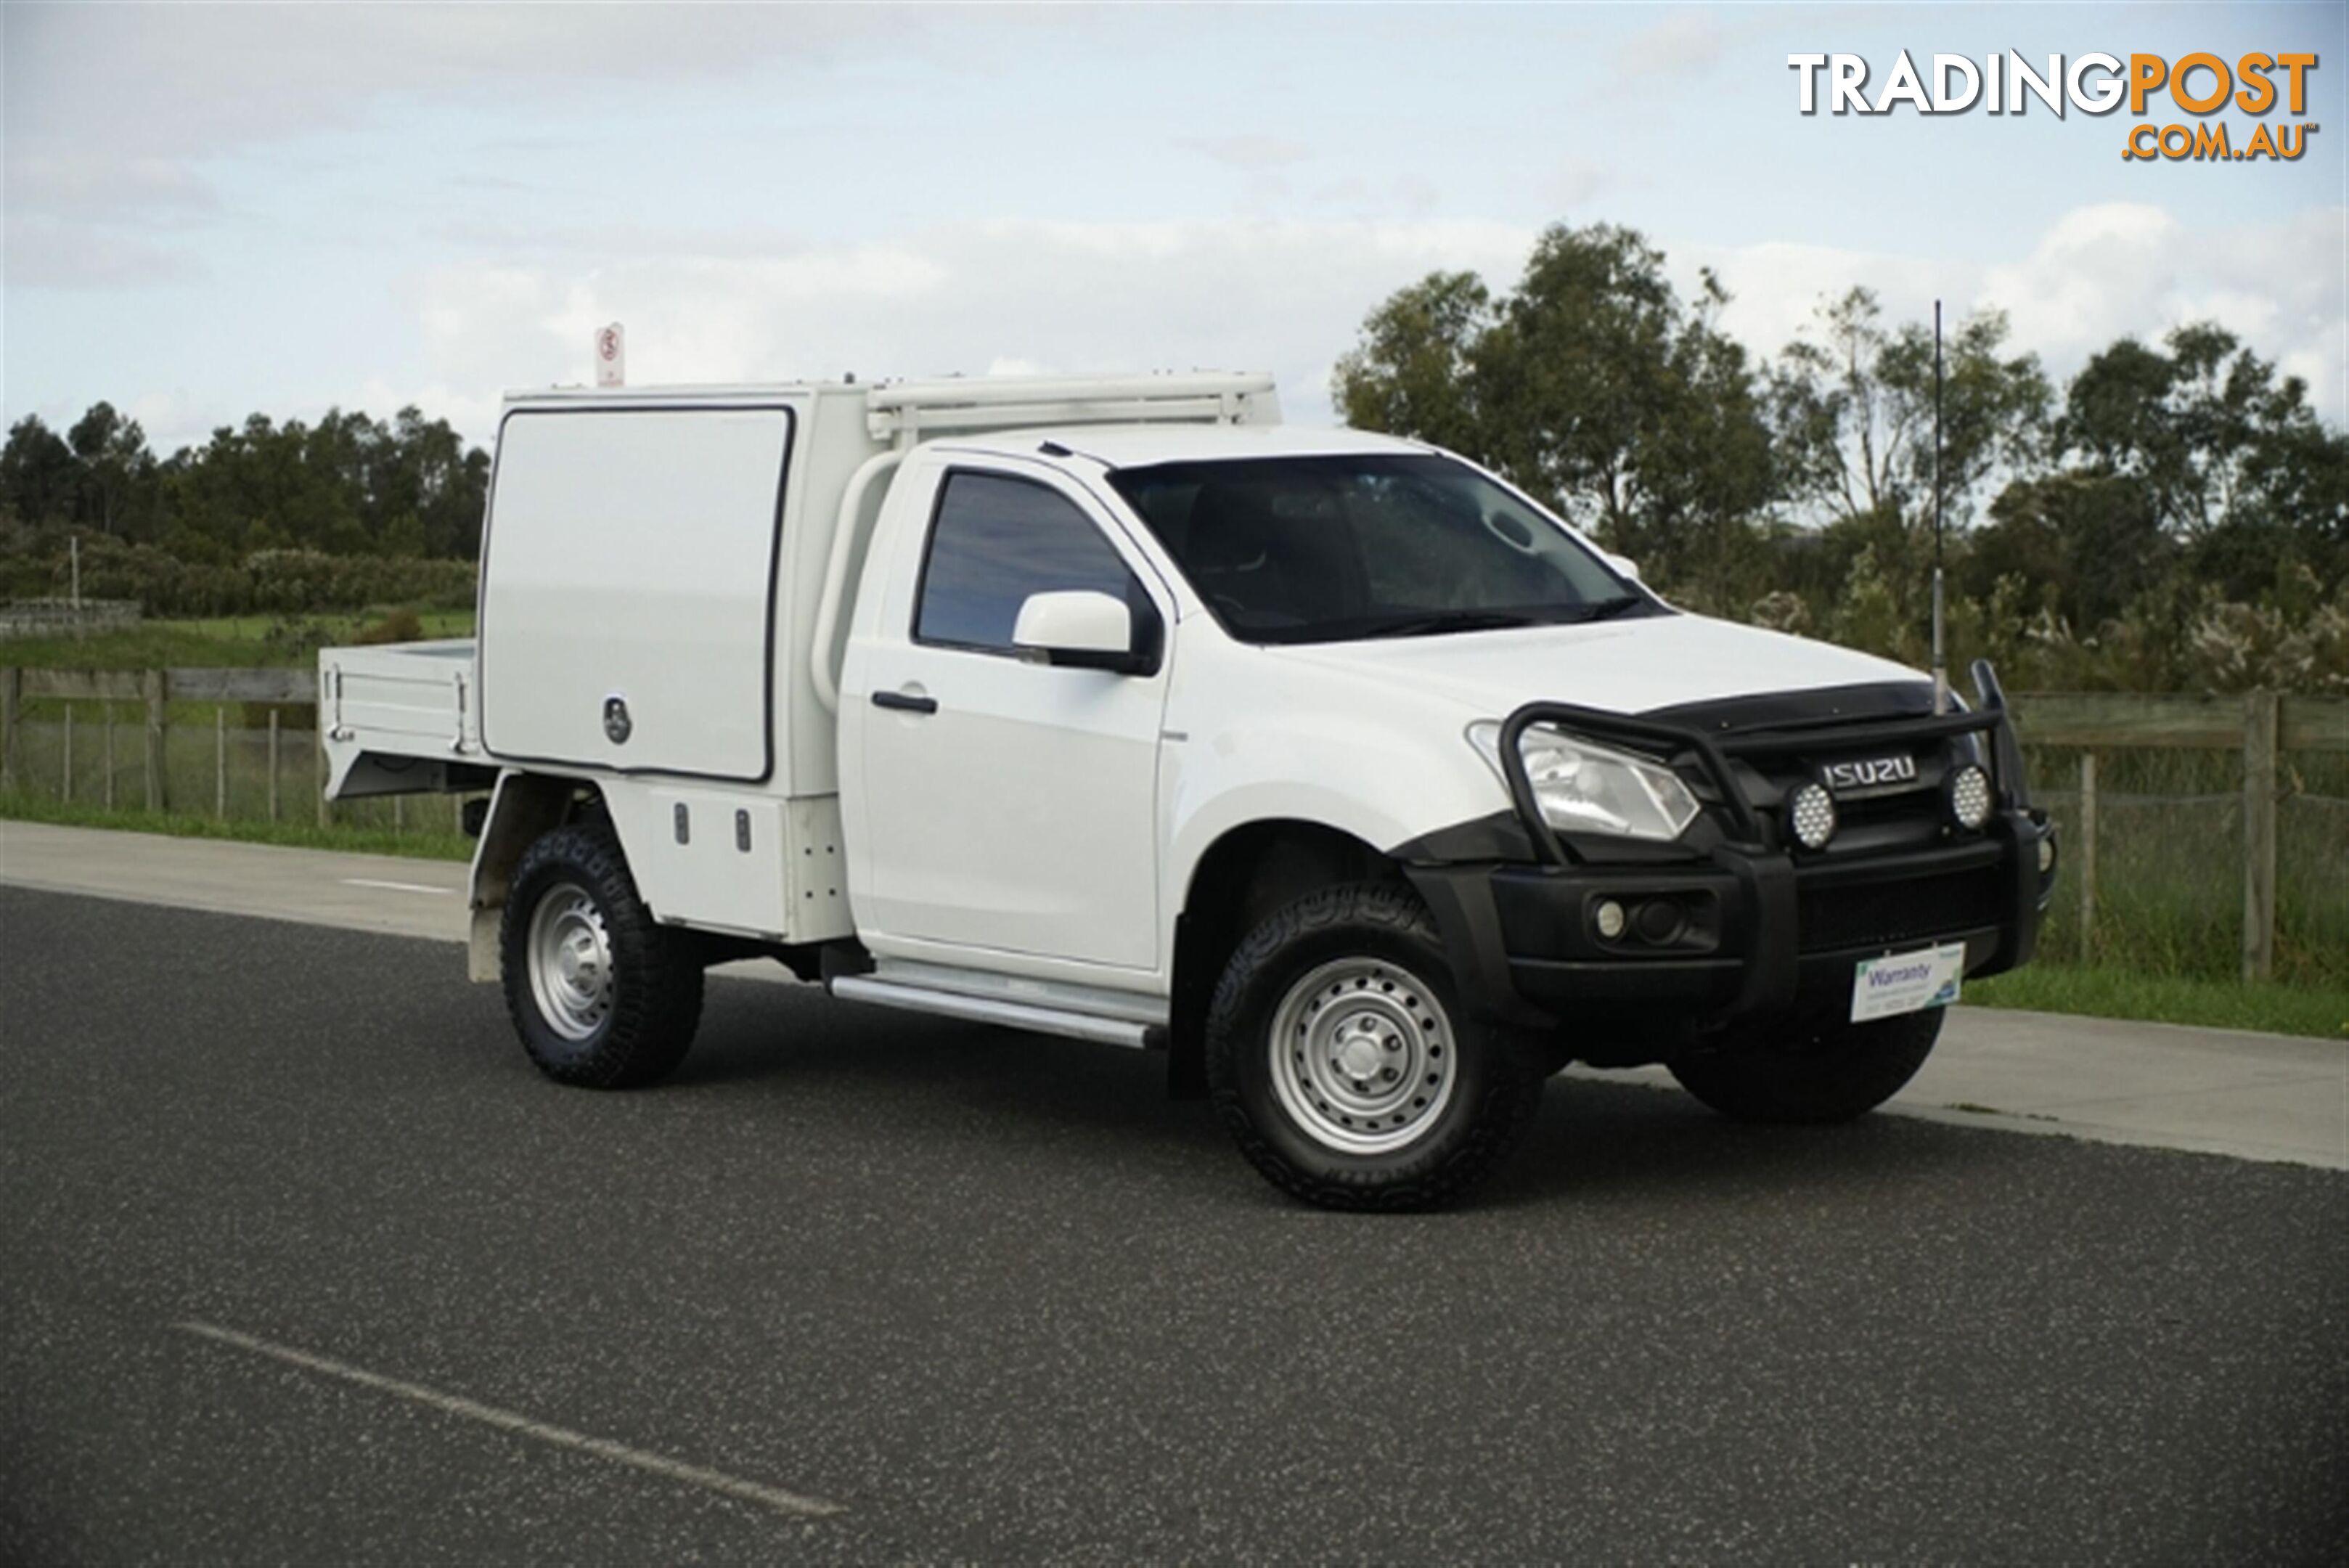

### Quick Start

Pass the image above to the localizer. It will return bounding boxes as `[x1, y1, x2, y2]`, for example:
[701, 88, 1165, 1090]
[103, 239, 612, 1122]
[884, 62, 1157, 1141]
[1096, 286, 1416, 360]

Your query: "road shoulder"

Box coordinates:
[8, 819, 2344, 1170]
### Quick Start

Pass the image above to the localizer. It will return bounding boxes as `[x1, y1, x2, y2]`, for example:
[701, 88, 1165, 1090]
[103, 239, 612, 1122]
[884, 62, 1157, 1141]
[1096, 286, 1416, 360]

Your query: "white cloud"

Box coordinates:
[5, 219, 208, 290]
[385, 218, 1540, 441]
[475, 201, 2330, 435]
[4, 3, 1000, 166]
[1183, 135, 1312, 171]
[2, 147, 222, 287]
[1, 1, 1061, 287]
[1684, 203, 2349, 423]
[5, 151, 219, 220]
[124, 201, 2344, 455]
[1545, 158, 1609, 210]
[1616, 9, 1724, 82]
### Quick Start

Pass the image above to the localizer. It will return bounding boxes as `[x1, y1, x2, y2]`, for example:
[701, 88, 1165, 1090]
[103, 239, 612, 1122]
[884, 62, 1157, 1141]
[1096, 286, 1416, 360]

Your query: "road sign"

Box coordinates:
[595, 322, 626, 387]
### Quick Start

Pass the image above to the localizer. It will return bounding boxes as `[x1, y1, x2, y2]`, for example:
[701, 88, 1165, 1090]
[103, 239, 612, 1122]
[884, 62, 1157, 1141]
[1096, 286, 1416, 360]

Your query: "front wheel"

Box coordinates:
[1205, 883, 1547, 1211]
[501, 822, 704, 1088]
[1667, 1006, 1944, 1124]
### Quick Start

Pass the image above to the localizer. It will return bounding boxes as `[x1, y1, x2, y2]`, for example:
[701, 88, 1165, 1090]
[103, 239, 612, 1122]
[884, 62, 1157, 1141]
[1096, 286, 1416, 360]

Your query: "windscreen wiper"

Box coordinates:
[1564, 595, 1651, 623]
[1352, 609, 1548, 640]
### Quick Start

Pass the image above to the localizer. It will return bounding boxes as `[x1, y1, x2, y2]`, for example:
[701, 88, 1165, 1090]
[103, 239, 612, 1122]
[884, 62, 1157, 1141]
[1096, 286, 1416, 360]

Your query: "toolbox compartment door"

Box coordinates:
[478, 404, 794, 781]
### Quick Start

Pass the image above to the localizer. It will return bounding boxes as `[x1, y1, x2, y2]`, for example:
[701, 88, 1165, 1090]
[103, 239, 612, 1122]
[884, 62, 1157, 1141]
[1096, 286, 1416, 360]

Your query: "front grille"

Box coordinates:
[1796, 864, 2003, 953]
[1732, 742, 1959, 853]
[1802, 783, 1952, 855]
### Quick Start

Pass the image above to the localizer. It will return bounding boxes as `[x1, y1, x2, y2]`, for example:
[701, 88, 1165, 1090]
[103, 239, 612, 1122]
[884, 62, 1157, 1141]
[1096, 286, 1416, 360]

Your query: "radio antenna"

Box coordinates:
[1932, 299, 1948, 715]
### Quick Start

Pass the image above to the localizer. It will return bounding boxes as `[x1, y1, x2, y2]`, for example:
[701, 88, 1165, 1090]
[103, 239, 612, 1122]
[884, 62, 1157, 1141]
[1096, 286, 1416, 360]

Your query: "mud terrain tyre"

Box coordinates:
[1205, 882, 1547, 1211]
[1668, 1007, 1944, 1124]
[501, 822, 704, 1088]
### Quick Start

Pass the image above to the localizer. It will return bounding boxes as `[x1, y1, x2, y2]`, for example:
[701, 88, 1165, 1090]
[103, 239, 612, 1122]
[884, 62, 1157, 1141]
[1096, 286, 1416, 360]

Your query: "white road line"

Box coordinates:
[338, 878, 454, 896]
[171, 1321, 843, 1519]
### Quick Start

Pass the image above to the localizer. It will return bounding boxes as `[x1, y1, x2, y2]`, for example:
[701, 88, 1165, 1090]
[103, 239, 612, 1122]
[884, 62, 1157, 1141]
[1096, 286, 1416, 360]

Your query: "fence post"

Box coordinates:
[214, 704, 227, 818]
[1, 666, 20, 793]
[316, 727, 330, 828]
[62, 703, 73, 802]
[104, 702, 116, 809]
[268, 711, 281, 822]
[2242, 689, 2280, 983]
[143, 670, 166, 812]
[2077, 751, 2098, 962]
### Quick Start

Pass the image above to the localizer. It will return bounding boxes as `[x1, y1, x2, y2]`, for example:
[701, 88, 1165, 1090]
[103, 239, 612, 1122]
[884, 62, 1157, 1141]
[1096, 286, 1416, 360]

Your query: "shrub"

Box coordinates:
[0, 526, 478, 618]
[352, 607, 425, 645]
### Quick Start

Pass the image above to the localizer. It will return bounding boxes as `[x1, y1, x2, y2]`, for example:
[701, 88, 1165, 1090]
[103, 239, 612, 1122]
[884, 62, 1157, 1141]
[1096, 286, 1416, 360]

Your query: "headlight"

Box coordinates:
[1466, 722, 1701, 842]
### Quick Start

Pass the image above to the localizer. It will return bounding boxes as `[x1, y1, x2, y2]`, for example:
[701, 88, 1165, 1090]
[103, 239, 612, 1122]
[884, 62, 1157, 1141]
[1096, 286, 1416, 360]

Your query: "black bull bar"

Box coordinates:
[1495, 658, 2033, 865]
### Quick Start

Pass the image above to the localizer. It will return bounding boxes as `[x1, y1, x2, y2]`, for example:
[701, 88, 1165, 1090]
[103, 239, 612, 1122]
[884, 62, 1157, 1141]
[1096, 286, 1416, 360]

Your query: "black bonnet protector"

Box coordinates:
[1644, 679, 1938, 735]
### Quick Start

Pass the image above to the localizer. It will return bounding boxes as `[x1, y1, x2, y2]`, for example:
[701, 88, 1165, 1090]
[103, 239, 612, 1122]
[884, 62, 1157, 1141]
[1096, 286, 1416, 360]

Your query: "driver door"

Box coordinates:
[847, 460, 1171, 973]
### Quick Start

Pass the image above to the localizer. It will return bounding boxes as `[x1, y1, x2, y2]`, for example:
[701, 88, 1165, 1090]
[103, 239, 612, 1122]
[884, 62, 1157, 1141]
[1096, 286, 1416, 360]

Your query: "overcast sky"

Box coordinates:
[5, 1, 2345, 453]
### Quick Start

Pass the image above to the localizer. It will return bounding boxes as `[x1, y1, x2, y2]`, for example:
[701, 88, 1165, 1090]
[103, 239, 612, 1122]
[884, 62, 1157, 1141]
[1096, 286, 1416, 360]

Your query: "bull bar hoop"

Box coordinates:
[1498, 658, 2030, 868]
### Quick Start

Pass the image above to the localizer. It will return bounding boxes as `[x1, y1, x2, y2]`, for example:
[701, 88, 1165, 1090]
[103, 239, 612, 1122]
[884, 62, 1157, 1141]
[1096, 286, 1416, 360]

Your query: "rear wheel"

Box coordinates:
[501, 822, 703, 1088]
[1205, 882, 1546, 1211]
[1668, 1007, 1944, 1124]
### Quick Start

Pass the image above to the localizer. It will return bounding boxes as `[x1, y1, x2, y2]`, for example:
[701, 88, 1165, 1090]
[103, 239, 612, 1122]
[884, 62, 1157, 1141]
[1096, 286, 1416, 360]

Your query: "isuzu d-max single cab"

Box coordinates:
[323, 373, 2055, 1208]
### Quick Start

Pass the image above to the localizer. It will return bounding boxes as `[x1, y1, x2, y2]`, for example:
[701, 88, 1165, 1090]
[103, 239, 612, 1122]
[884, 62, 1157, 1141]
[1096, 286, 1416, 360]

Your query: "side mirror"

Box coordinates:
[1013, 589, 1153, 674]
[1605, 552, 1643, 583]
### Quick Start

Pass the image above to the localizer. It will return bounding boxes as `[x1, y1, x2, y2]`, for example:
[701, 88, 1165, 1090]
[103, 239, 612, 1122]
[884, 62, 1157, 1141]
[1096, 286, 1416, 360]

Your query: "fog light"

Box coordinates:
[1787, 780, 1837, 850]
[1593, 899, 1626, 940]
[2038, 835, 2056, 874]
[1948, 763, 1993, 830]
[1634, 899, 1685, 944]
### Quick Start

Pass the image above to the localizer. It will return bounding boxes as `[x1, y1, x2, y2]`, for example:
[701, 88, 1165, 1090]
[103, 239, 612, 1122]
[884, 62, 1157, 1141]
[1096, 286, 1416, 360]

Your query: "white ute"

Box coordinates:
[324, 372, 2055, 1208]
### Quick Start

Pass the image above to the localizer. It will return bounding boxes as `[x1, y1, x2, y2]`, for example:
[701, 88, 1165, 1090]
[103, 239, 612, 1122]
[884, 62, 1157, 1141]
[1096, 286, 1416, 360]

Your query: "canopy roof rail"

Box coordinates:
[865, 371, 1279, 446]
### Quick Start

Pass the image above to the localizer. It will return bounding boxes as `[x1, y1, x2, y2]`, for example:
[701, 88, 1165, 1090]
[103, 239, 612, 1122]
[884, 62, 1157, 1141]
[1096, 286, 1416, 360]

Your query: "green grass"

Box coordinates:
[0, 794, 471, 862]
[1966, 963, 2349, 1040]
[2022, 742, 2348, 990]
[9, 793, 2345, 1038]
[1, 609, 474, 671]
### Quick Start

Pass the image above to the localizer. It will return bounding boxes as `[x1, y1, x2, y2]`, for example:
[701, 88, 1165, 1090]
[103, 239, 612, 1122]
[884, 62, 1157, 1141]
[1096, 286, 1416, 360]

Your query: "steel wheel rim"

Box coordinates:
[527, 881, 613, 1042]
[1268, 957, 1457, 1155]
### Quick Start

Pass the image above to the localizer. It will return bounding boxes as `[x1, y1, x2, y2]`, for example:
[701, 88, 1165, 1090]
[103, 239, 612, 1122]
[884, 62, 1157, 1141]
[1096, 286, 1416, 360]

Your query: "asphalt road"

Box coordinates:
[4, 886, 2345, 1564]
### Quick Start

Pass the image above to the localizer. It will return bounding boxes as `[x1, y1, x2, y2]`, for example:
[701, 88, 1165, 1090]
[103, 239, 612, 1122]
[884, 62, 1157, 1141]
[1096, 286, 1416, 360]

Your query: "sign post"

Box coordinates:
[595, 322, 626, 388]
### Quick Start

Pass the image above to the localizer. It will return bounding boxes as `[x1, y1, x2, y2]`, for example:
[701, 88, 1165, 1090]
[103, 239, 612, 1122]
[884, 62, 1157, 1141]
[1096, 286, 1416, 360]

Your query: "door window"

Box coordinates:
[915, 471, 1143, 653]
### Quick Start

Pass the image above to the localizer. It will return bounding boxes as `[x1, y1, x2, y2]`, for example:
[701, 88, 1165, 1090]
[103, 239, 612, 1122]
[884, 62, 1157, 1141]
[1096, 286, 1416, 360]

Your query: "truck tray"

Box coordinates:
[319, 639, 483, 798]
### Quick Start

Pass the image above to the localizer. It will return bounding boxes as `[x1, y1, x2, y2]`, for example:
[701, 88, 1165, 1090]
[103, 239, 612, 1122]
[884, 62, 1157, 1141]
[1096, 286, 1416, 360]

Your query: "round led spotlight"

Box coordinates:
[1593, 899, 1627, 941]
[1787, 780, 1837, 850]
[1947, 764, 1993, 830]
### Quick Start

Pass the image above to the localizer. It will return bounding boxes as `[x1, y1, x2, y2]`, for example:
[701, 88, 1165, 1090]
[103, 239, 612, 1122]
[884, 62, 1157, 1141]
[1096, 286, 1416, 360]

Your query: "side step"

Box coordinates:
[829, 975, 1162, 1050]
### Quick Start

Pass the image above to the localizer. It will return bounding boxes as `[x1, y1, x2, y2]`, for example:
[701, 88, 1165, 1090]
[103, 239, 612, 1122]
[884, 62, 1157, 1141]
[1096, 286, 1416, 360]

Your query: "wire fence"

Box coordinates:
[1, 706, 467, 839]
[2022, 743, 2348, 989]
[4, 669, 2345, 986]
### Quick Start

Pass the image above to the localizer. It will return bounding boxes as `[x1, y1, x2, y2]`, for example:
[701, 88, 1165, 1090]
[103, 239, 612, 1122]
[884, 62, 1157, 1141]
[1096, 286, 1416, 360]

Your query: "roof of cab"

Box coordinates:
[939, 422, 1434, 470]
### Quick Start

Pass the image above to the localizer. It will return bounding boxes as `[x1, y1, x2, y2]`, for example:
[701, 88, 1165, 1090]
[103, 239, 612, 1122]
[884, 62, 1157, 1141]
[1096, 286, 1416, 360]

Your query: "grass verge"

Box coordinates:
[0, 795, 470, 862]
[1966, 964, 2349, 1040]
[7, 794, 2343, 1040]
[1, 609, 473, 671]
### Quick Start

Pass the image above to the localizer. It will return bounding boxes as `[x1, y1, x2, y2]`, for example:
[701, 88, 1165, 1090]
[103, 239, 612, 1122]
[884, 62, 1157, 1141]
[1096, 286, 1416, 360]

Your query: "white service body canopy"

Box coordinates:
[478, 404, 793, 781]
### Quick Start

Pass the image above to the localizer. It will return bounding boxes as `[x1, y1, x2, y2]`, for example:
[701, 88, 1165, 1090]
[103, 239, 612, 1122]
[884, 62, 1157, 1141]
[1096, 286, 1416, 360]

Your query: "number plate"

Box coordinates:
[1850, 942, 1966, 1024]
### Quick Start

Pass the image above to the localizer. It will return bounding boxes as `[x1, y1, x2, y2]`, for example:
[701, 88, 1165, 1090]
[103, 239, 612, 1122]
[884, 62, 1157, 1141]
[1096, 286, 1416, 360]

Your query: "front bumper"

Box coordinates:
[1403, 661, 2055, 1048]
[1409, 809, 2054, 1040]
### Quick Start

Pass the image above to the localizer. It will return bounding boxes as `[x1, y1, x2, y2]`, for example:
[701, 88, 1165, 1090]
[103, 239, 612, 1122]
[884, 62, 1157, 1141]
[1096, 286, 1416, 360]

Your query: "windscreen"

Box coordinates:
[1104, 453, 1658, 645]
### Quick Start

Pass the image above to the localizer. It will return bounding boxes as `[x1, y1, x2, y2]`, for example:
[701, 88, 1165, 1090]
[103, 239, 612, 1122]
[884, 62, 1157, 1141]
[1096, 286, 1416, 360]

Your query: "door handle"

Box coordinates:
[872, 689, 938, 715]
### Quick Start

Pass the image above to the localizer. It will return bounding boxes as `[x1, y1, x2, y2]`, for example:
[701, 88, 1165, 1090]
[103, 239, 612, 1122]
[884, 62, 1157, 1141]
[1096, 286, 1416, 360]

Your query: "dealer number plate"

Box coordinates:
[1850, 942, 1966, 1024]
